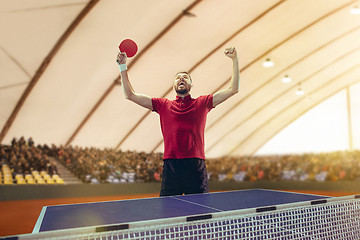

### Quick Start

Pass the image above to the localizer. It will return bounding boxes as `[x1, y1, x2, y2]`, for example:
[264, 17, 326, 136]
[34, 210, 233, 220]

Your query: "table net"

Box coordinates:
[12, 195, 360, 240]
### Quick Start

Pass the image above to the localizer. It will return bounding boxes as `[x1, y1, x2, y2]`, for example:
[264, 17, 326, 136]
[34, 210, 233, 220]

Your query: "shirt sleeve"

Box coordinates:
[152, 98, 166, 113]
[207, 94, 214, 111]
[199, 95, 214, 112]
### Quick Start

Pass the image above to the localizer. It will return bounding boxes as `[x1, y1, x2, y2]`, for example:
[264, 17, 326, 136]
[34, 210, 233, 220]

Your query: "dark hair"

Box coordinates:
[175, 71, 192, 82]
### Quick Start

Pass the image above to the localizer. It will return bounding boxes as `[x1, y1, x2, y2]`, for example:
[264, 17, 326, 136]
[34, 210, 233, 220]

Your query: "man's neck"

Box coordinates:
[176, 93, 190, 99]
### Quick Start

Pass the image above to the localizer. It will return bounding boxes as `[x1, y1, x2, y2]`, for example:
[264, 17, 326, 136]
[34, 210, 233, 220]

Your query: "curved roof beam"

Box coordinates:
[1, 2, 87, 13]
[0, 46, 31, 79]
[0, 0, 99, 144]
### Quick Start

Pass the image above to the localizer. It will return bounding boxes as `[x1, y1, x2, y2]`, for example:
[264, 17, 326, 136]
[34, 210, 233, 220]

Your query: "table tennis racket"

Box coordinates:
[119, 39, 138, 58]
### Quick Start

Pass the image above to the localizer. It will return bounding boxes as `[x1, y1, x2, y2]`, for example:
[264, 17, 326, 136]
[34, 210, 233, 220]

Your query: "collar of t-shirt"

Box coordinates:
[175, 95, 192, 104]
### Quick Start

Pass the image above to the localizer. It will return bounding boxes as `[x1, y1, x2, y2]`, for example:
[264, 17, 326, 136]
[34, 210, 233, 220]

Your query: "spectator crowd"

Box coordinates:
[55, 144, 163, 184]
[207, 153, 360, 182]
[1, 137, 360, 184]
[0, 137, 58, 179]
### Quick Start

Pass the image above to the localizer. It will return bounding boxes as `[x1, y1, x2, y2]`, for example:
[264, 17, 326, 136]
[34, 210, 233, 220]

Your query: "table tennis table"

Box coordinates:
[33, 189, 329, 233]
[6, 189, 360, 239]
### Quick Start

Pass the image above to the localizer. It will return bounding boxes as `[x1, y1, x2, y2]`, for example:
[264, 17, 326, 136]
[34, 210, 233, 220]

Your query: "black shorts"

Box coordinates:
[160, 158, 209, 197]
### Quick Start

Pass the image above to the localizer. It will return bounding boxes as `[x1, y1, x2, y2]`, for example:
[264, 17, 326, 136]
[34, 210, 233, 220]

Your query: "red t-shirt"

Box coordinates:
[152, 95, 214, 159]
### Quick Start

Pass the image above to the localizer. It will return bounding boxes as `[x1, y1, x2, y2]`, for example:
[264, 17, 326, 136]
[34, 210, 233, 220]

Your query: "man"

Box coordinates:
[116, 47, 239, 196]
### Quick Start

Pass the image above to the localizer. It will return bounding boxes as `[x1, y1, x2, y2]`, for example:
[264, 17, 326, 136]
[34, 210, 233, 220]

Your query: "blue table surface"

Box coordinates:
[36, 189, 329, 232]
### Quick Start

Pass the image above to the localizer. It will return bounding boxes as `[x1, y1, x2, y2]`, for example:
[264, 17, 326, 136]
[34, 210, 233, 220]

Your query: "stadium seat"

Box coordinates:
[37, 178, 45, 184]
[46, 178, 55, 184]
[4, 179, 13, 184]
[17, 178, 26, 184]
[27, 178, 36, 184]
[55, 178, 64, 184]
[52, 174, 59, 180]
[25, 174, 33, 180]
[34, 174, 42, 180]
[43, 174, 51, 180]
[15, 174, 23, 180]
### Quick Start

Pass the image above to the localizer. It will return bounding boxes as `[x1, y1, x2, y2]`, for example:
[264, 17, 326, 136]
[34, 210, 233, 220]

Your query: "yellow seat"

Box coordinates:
[17, 178, 26, 184]
[27, 178, 36, 184]
[15, 174, 23, 180]
[26, 175, 35, 182]
[15, 176, 25, 181]
[34, 174, 42, 180]
[37, 179, 45, 184]
[46, 178, 55, 184]
[52, 174, 60, 180]
[56, 178, 64, 184]
[43, 174, 51, 181]
[25, 174, 33, 180]
[4, 180, 13, 184]
[4, 175, 13, 181]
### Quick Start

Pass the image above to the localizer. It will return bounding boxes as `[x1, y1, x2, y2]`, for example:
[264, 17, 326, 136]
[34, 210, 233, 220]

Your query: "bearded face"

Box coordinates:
[174, 72, 192, 95]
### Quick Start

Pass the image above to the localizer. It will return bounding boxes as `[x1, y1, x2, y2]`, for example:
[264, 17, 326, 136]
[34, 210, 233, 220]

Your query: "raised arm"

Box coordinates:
[116, 52, 153, 110]
[212, 47, 240, 108]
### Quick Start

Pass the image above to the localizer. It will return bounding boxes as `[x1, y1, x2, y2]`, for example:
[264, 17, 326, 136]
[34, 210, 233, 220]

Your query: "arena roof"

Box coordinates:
[1, 0, 360, 157]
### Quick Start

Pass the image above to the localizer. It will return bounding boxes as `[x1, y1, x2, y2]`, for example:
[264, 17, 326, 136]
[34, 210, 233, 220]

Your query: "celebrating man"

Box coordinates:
[116, 47, 240, 196]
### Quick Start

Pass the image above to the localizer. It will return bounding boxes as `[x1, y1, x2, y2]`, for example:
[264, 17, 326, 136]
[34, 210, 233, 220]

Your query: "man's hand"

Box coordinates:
[116, 52, 127, 65]
[224, 47, 238, 60]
